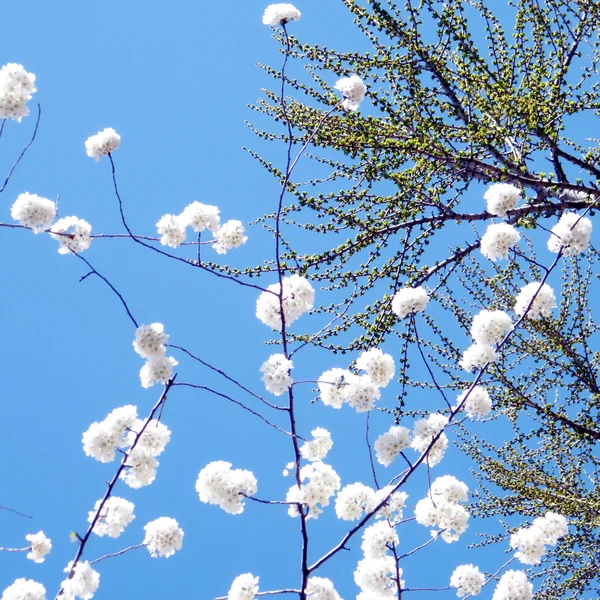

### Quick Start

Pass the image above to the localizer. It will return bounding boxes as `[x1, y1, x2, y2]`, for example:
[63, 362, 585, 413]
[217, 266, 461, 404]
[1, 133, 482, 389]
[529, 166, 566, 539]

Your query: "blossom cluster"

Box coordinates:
[0, 63, 36, 121]
[155, 200, 247, 254]
[25, 531, 52, 563]
[88, 496, 135, 538]
[461, 309, 512, 372]
[262, 3, 301, 26]
[287, 462, 341, 519]
[335, 482, 408, 524]
[143, 516, 184, 558]
[335, 75, 367, 111]
[85, 128, 121, 160]
[547, 211, 592, 255]
[61, 561, 100, 600]
[256, 275, 315, 329]
[414, 475, 470, 542]
[227, 573, 259, 600]
[391, 286, 429, 319]
[196, 461, 258, 514]
[133, 323, 178, 388]
[260, 353, 293, 395]
[510, 512, 568, 565]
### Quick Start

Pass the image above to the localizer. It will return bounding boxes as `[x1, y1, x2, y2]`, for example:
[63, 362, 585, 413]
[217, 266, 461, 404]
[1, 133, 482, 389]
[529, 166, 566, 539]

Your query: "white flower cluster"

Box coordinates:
[262, 3, 301, 26]
[61, 561, 100, 600]
[155, 200, 246, 253]
[491, 570, 532, 600]
[411, 414, 449, 466]
[514, 282, 556, 320]
[361, 520, 399, 559]
[316, 347, 393, 413]
[11, 192, 56, 234]
[89, 496, 135, 538]
[484, 183, 521, 217]
[85, 128, 120, 160]
[355, 348, 395, 387]
[300, 427, 333, 462]
[25, 531, 52, 563]
[133, 323, 177, 388]
[354, 554, 401, 598]
[455, 386, 492, 420]
[50, 216, 92, 255]
[286, 462, 341, 519]
[391, 286, 429, 319]
[256, 275, 315, 329]
[510, 512, 568, 565]
[0, 63, 37, 122]
[547, 211, 592, 255]
[480, 223, 521, 261]
[414, 475, 470, 542]
[335, 482, 407, 524]
[1, 579, 46, 600]
[450, 564, 485, 597]
[461, 309, 512, 373]
[305, 577, 342, 600]
[228, 573, 259, 600]
[143, 516, 184, 558]
[335, 75, 367, 111]
[260, 353, 293, 396]
[196, 461, 258, 514]
[374, 425, 411, 467]
[82, 404, 138, 463]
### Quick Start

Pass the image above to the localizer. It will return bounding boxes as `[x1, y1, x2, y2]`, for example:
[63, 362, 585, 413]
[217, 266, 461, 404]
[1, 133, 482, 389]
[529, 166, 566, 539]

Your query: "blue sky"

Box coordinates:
[0, 2, 545, 599]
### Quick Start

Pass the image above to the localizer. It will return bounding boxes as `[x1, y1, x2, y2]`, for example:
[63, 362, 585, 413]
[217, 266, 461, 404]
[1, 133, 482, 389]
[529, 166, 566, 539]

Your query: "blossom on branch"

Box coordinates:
[335, 482, 375, 521]
[355, 348, 395, 387]
[300, 427, 333, 462]
[133, 323, 169, 360]
[0, 63, 37, 122]
[180, 201, 221, 233]
[287, 462, 340, 519]
[89, 496, 135, 538]
[61, 561, 100, 600]
[460, 342, 498, 373]
[547, 211, 592, 255]
[255, 275, 315, 329]
[143, 517, 184, 558]
[450, 564, 485, 597]
[1, 579, 46, 600]
[228, 573, 259, 600]
[391, 286, 429, 319]
[480, 223, 521, 261]
[317, 368, 350, 409]
[492, 570, 532, 600]
[11, 192, 56, 233]
[156, 214, 187, 248]
[470, 309, 513, 345]
[85, 128, 120, 160]
[455, 386, 492, 420]
[361, 520, 399, 559]
[25, 531, 51, 563]
[262, 3, 301, 26]
[260, 353, 293, 395]
[213, 219, 248, 254]
[374, 425, 412, 467]
[139, 356, 178, 388]
[335, 75, 367, 111]
[82, 405, 138, 463]
[354, 556, 400, 597]
[513, 282, 557, 320]
[484, 183, 521, 217]
[305, 577, 341, 600]
[411, 414, 448, 466]
[50, 216, 92, 255]
[196, 461, 258, 514]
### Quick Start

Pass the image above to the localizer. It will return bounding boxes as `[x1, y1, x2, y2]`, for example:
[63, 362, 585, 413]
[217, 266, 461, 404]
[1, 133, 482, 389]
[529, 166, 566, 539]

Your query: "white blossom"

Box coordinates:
[456, 386, 492, 420]
[262, 3, 301, 26]
[133, 323, 169, 359]
[256, 275, 315, 329]
[391, 287, 429, 319]
[196, 461, 258, 514]
[374, 426, 412, 467]
[491, 570, 533, 600]
[430, 475, 469, 504]
[481, 223, 521, 261]
[156, 214, 186, 248]
[1, 579, 46, 600]
[547, 211, 592, 255]
[305, 577, 341, 600]
[143, 517, 184, 558]
[510, 524, 546, 565]
[85, 128, 120, 160]
[411, 414, 449, 466]
[180, 201, 220, 233]
[532, 512, 568, 545]
[11, 193, 56, 233]
[228, 573, 259, 600]
[356, 348, 395, 387]
[343, 373, 381, 412]
[460, 343, 498, 373]
[470, 310, 513, 345]
[514, 282, 556, 320]
[354, 556, 399, 596]
[300, 427, 333, 462]
[89, 496, 135, 538]
[260, 354, 293, 396]
[450, 564, 485, 597]
[139, 356, 178, 388]
[0, 64, 37, 121]
[317, 368, 350, 409]
[213, 219, 248, 254]
[361, 520, 399, 558]
[287, 462, 340, 519]
[120, 448, 158, 489]
[373, 487, 408, 524]
[484, 183, 521, 217]
[25, 531, 51, 563]
[414, 496, 469, 543]
[61, 562, 99, 600]
[335, 482, 375, 521]
[335, 75, 367, 111]
[50, 217, 92, 254]
[126, 418, 171, 457]
[82, 405, 137, 463]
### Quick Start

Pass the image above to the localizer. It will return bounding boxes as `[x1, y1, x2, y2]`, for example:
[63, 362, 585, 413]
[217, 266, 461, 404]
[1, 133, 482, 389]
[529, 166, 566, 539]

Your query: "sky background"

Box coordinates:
[0, 1, 554, 599]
